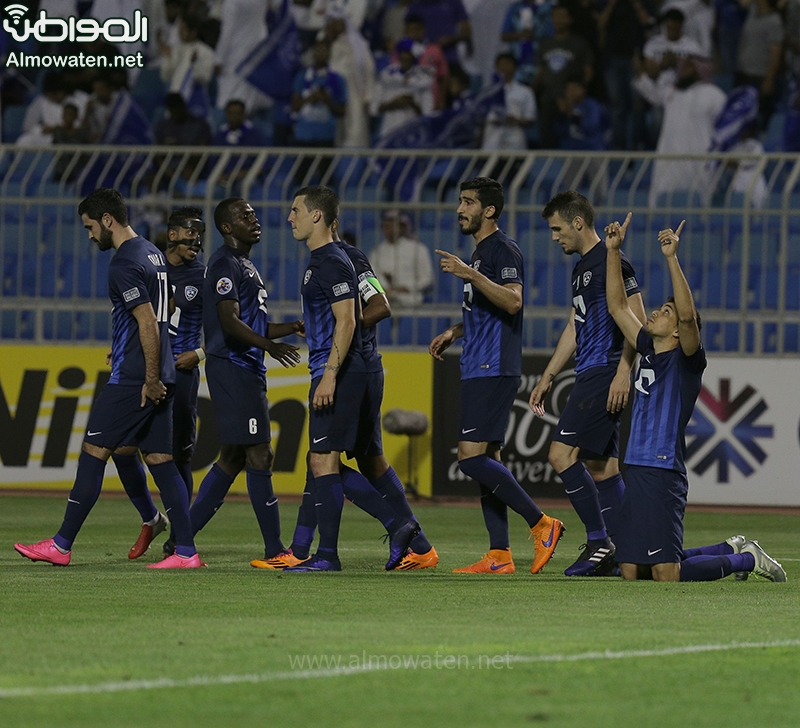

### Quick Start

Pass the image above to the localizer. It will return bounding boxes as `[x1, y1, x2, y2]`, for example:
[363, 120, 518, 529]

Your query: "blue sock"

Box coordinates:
[246, 468, 285, 557]
[341, 465, 404, 533]
[680, 553, 755, 581]
[148, 461, 196, 557]
[190, 463, 234, 533]
[175, 459, 194, 502]
[459, 455, 543, 528]
[479, 482, 510, 550]
[371, 467, 432, 553]
[290, 470, 316, 559]
[682, 541, 735, 558]
[113, 452, 158, 523]
[559, 462, 608, 544]
[54, 451, 106, 550]
[595, 473, 625, 541]
[314, 473, 344, 559]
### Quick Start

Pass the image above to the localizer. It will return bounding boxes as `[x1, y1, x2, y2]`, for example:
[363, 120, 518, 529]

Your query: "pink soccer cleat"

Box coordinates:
[14, 538, 71, 566]
[146, 553, 206, 569]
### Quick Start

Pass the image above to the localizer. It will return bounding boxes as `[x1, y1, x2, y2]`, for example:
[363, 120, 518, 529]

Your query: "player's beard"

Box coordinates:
[95, 227, 114, 251]
[459, 214, 481, 236]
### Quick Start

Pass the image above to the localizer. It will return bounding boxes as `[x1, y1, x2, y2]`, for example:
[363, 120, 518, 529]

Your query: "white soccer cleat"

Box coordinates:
[741, 540, 787, 583]
[725, 535, 749, 581]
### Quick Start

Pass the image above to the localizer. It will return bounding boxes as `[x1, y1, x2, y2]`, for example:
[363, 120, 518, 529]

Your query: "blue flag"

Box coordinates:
[236, 0, 301, 101]
[102, 90, 154, 145]
[709, 86, 759, 153]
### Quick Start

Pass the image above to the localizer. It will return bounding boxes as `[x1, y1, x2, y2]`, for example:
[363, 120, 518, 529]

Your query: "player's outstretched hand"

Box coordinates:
[606, 369, 630, 413]
[292, 320, 306, 338]
[528, 375, 552, 416]
[175, 350, 200, 370]
[141, 379, 167, 408]
[604, 212, 632, 251]
[429, 329, 455, 361]
[658, 220, 685, 258]
[267, 341, 301, 367]
[435, 249, 473, 279]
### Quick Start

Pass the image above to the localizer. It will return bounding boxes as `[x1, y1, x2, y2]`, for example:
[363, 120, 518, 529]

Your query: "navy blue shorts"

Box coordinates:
[347, 370, 384, 459]
[554, 365, 620, 458]
[206, 355, 270, 446]
[459, 376, 520, 445]
[173, 366, 199, 460]
[614, 465, 688, 565]
[309, 371, 367, 453]
[84, 383, 174, 454]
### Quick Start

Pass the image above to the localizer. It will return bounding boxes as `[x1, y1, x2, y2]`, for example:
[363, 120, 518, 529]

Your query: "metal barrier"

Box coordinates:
[1, 144, 799, 354]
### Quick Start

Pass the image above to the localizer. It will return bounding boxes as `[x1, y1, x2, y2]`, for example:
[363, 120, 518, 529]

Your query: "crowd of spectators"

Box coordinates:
[2, 0, 798, 167]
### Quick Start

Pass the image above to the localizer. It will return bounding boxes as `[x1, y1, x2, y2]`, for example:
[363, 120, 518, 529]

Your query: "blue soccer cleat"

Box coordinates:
[283, 554, 342, 572]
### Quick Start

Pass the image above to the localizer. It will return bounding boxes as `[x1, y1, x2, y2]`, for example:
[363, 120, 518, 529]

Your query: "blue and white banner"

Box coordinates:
[102, 90, 154, 145]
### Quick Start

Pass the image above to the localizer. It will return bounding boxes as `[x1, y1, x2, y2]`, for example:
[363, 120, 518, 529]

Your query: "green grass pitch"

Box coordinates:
[1, 494, 798, 728]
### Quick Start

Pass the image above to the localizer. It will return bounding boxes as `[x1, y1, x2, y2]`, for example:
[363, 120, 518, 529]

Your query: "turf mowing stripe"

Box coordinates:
[1, 640, 799, 699]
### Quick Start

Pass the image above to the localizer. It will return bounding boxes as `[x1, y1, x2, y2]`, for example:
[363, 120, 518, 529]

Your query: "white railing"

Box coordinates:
[1, 145, 799, 354]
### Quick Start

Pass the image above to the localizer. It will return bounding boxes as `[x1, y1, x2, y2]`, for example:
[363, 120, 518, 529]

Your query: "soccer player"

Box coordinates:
[121, 208, 208, 559]
[529, 190, 646, 576]
[184, 198, 302, 563]
[429, 177, 564, 575]
[284, 186, 419, 572]
[604, 215, 786, 582]
[258, 218, 437, 571]
[14, 188, 203, 568]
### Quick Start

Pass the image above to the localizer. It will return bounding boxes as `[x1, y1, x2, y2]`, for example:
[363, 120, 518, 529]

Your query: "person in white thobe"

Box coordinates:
[633, 56, 726, 207]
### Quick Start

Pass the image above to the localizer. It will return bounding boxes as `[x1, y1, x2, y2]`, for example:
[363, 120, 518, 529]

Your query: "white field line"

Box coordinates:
[1, 640, 798, 699]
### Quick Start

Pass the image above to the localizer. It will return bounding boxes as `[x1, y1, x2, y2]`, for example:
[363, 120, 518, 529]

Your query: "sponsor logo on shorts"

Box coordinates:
[332, 282, 350, 296]
[122, 287, 140, 303]
[647, 548, 662, 556]
[184, 285, 198, 301]
[501, 267, 518, 280]
[216, 277, 233, 295]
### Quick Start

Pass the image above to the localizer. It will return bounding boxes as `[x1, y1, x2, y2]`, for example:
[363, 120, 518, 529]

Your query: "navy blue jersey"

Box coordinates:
[203, 245, 269, 376]
[302, 243, 365, 380]
[108, 236, 175, 386]
[167, 258, 205, 355]
[336, 240, 382, 373]
[624, 329, 707, 474]
[461, 230, 524, 380]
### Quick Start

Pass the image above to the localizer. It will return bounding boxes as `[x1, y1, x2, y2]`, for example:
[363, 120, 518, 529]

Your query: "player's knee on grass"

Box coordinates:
[651, 562, 680, 582]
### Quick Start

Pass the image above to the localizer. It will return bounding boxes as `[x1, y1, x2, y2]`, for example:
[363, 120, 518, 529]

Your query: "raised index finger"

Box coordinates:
[434, 249, 454, 258]
[620, 212, 632, 234]
[675, 219, 686, 237]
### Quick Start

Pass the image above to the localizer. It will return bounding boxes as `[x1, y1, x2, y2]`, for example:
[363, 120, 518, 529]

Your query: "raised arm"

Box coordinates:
[604, 213, 643, 349]
[660, 221, 700, 355]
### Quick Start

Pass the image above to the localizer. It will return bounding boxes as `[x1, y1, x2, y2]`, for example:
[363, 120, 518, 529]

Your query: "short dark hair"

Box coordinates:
[78, 188, 128, 225]
[661, 8, 685, 23]
[460, 177, 504, 219]
[542, 190, 594, 228]
[294, 186, 339, 227]
[495, 52, 517, 67]
[225, 99, 246, 111]
[168, 206, 203, 229]
[214, 197, 244, 234]
[404, 13, 425, 26]
[667, 296, 702, 331]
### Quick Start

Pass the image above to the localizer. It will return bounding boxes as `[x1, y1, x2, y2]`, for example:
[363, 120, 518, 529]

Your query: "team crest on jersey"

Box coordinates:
[216, 277, 233, 295]
[123, 287, 140, 302]
[472, 260, 481, 271]
[332, 282, 350, 296]
[501, 267, 518, 280]
[304, 270, 312, 285]
[624, 276, 638, 291]
[184, 285, 198, 301]
[583, 271, 592, 287]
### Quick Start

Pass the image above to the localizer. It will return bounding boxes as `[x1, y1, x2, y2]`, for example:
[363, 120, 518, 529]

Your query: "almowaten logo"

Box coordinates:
[685, 378, 774, 482]
[3, 5, 148, 43]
